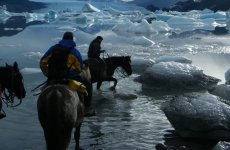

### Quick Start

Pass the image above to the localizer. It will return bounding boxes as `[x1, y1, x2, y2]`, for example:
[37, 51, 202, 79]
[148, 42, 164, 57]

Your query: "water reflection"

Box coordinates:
[0, 16, 44, 37]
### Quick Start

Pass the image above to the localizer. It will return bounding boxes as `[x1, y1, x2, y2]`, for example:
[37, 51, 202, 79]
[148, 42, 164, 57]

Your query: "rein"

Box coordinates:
[0, 66, 22, 108]
[1, 89, 21, 108]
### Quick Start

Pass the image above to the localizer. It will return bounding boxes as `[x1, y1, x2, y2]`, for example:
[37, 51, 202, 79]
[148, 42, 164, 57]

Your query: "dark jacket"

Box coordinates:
[88, 39, 103, 58]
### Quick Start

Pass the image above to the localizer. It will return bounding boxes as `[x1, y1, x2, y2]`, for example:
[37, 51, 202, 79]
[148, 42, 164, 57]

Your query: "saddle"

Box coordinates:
[43, 79, 87, 95]
[87, 58, 106, 77]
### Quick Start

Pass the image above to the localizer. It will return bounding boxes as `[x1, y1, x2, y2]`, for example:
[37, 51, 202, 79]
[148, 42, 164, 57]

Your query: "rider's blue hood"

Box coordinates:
[59, 39, 76, 49]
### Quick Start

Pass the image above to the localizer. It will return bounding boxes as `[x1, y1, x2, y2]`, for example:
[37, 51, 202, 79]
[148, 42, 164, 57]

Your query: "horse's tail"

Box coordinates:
[37, 85, 77, 150]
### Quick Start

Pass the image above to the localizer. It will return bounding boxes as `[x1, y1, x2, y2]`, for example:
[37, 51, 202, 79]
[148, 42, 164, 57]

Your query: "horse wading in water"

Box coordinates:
[88, 56, 132, 90]
[37, 65, 90, 150]
[0, 62, 26, 118]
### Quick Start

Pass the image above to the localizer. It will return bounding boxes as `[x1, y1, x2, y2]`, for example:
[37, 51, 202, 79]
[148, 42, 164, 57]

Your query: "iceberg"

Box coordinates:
[112, 19, 157, 35]
[0, 5, 11, 23]
[135, 62, 220, 90]
[132, 36, 155, 46]
[155, 55, 192, 64]
[24, 52, 43, 61]
[162, 93, 230, 141]
[81, 3, 101, 13]
[131, 57, 155, 73]
[209, 84, 230, 100]
[225, 68, 230, 84]
[227, 10, 230, 33]
[213, 141, 230, 150]
[20, 68, 42, 74]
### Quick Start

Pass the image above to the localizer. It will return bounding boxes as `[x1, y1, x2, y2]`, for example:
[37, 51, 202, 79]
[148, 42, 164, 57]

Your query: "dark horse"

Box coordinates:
[0, 62, 26, 109]
[37, 66, 90, 150]
[88, 56, 132, 90]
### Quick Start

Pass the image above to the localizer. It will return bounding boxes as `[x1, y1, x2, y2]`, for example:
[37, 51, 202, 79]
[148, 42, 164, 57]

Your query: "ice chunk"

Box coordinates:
[112, 19, 157, 34]
[132, 36, 155, 46]
[225, 68, 230, 84]
[21, 68, 41, 74]
[226, 10, 230, 33]
[135, 62, 220, 90]
[155, 55, 192, 64]
[209, 84, 230, 100]
[81, 3, 100, 13]
[24, 52, 43, 61]
[131, 57, 155, 73]
[162, 93, 230, 141]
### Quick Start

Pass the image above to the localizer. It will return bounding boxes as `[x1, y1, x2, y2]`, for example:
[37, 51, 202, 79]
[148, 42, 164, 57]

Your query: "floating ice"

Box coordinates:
[57, 26, 77, 32]
[162, 93, 230, 141]
[227, 10, 230, 33]
[131, 57, 155, 73]
[112, 19, 157, 35]
[24, 52, 43, 61]
[0, 5, 11, 23]
[198, 11, 226, 20]
[225, 68, 230, 84]
[135, 62, 220, 90]
[81, 3, 101, 13]
[44, 10, 57, 22]
[209, 84, 230, 100]
[132, 36, 155, 46]
[104, 7, 142, 16]
[20, 68, 41, 74]
[155, 55, 192, 64]
[213, 141, 230, 150]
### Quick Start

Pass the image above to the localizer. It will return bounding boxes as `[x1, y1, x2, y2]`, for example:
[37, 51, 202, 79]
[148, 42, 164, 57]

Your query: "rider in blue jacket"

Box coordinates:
[40, 32, 94, 116]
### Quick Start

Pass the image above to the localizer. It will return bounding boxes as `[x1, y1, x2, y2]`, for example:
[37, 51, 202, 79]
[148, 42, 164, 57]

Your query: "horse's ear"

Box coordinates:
[13, 62, 19, 71]
[5, 63, 9, 67]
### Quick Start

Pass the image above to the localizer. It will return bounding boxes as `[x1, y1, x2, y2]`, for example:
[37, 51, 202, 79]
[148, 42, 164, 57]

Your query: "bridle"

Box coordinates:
[104, 53, 131, 78]
[0, 67, 23, 108]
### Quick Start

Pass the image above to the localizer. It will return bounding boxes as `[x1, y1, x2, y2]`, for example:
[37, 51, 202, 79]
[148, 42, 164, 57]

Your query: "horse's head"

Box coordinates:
[4, 62, 26, 99]
[121, 56, 132, 76]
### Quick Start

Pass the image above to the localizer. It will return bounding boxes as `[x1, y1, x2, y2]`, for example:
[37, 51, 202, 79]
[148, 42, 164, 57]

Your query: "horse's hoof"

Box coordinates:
[110, 86, 115, 91]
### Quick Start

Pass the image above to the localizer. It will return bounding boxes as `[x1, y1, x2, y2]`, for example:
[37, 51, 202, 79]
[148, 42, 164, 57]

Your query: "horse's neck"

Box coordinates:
[106, 57, 123, 70]
[0, 67, 8, 88]
[0, 67, 7, 81]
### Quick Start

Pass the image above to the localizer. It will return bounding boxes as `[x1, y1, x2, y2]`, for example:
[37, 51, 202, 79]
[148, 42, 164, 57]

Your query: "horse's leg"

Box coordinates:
[103, 77, 117, 90]
[96, 80, 103, 90]
[74, 124, 82, 150]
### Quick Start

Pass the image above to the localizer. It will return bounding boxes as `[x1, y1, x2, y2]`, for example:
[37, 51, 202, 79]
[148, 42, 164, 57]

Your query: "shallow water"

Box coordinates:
[0, 2, 230, 150]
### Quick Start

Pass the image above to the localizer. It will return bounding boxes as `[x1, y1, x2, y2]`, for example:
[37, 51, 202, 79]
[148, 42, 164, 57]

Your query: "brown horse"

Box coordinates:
[37, 66, 90, 150]
[0, 62, 26, 117]
[87, 56, 132, 90]
[0, 62, 26, 100]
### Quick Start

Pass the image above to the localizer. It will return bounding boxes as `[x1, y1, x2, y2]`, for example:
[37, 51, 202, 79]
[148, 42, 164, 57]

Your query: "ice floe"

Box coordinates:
[135, 61, 220, 90]
[155, 55, 192, 64]
[225, 68, 230, 84]
[81, 3, 101, 13]
[209, 84, 230, 100]
[162, 93, 230, 141]
[21, 67, 41, 74]
[131, 57, 155, 73]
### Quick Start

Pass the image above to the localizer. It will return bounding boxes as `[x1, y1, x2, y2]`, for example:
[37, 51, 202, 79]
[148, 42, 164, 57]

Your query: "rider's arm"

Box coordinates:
[40, 46, 55, 77]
